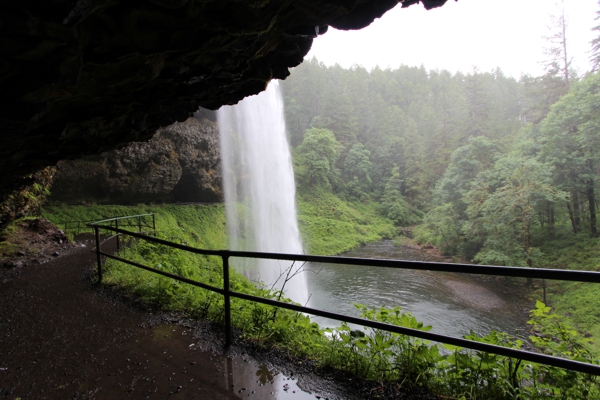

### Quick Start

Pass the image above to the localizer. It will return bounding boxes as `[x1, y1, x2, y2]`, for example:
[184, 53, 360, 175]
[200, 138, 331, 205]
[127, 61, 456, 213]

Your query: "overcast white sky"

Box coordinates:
[306, 0, 598, 78]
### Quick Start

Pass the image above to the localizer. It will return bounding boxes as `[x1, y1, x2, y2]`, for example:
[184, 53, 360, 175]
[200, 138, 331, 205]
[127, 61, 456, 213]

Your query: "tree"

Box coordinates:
[519, 73, 569, 125]
[428, 137, 500, 258]
[465, 68, 492, 138]
[591, 0, 600, 72]
[380, 165, 421, 226]
[294, 128, 340, 188]
[540, 72, 600, 236]
[435, 136, 499, 216]
[543, 0, 572, 88]
[343, 143, 372, 198]
[466, 150, 565, 268]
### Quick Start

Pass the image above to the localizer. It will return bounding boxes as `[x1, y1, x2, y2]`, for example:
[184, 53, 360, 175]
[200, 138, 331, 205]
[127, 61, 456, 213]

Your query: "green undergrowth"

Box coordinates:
[0, 221, 19, 257]
[297, 187, 395, 255]
[536, 232, 600, 355]
[43, 203, 227, 248]
[42, 203, 600, 398]
[0, 217, 35, 257]
[95, 244, 600, 399]
[414, 219, 600, 356]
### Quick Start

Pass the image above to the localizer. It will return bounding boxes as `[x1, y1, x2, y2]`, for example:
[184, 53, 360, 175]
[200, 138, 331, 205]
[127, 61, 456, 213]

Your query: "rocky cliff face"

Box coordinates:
[1, 0, 447, 201]
[50, 117, 222, 204]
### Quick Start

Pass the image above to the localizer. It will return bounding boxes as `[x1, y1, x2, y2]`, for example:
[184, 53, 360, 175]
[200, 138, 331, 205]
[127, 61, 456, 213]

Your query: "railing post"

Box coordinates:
[152, 214, 156, 234]
[115, 219, 120, 250]
[223, 253, 232, 347]
[94, 226, 103, 283]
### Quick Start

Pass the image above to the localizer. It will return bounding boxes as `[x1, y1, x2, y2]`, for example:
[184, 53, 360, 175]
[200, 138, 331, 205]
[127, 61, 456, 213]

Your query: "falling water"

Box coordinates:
[218, 81, 307, 305]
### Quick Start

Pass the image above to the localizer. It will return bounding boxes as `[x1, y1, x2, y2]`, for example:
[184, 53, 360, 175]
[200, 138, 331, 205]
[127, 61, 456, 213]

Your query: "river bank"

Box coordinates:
[397, 233, 534, 317]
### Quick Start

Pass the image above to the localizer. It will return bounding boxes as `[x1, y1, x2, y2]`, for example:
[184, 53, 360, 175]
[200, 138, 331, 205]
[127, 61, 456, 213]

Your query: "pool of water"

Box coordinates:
[305, 240, 527, 339]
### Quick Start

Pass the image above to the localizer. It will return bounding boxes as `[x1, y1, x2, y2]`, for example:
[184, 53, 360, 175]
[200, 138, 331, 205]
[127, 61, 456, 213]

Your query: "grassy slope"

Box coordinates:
[43, 204, 227, 249]
[297, 187, 395, 255]
[537, 233, 600, 352]
[43, 189, 395, 257]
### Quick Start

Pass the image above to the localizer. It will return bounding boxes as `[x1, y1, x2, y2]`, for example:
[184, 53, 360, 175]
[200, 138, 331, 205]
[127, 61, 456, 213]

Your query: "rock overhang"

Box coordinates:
[0, 0, 448, 199]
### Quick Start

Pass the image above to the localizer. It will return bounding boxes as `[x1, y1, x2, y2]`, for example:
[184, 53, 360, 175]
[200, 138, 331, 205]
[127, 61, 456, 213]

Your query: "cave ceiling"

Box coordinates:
[1, 0, 448, 198]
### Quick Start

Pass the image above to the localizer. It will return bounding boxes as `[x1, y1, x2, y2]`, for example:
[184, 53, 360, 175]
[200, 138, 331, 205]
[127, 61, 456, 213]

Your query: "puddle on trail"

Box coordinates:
[147, 324, 320, 399]
[221, 357, 317, 399]
[152, 324, 179, 341]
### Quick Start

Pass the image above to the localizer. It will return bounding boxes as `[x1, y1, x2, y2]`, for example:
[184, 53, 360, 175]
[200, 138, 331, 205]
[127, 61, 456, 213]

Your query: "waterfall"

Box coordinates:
[218, 81, 307, 305]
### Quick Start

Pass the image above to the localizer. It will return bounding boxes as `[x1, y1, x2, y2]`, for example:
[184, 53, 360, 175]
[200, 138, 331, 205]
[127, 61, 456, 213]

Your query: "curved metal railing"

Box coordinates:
[88, 216, 600, 376]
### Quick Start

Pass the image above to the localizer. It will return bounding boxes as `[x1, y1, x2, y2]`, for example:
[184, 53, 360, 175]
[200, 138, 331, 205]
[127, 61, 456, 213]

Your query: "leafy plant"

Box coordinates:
[1, 167, 55, 226]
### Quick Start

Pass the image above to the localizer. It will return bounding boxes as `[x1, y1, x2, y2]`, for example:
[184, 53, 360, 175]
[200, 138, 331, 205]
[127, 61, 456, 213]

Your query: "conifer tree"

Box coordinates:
[590, 0, 600, 72]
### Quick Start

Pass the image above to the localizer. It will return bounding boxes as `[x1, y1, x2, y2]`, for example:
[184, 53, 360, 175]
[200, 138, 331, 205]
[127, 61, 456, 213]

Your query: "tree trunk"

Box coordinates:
[567, 201, 578, 234]
[524, 215, 533, 286]
[588, 178, 598, 237]
[572, 190, 581, 233]
[579, 194, 587, 226]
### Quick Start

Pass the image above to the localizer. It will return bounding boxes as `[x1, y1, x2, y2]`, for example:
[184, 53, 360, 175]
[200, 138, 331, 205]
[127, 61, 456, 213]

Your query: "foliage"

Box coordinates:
[46, 204, 600, 398]
[536, 233, 600, 354]
[294, 128, 340, 189]
[1, 167, 55, 226]
[380, 165, 422, 226]
[592, 0, 600, 72]
[540, 72, 600, 236]
[424, 136, 500, 258]
[438, 330, 526, 399]
[0, 218, 27, 257]
[524, 301, 600, 399]
[296, 186, 395, 255]
[416, 203, 462, 255]
[467, 144, 566, 267]
[282, 61, 522, 222]
[342, 142, 372, 199]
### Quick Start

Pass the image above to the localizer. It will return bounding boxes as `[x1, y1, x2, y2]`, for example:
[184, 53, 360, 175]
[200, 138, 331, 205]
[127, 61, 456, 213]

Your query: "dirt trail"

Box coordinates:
[0, 240, 360, 399]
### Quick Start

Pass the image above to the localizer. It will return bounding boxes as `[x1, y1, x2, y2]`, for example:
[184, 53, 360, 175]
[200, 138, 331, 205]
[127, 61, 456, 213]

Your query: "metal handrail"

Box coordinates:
[60, 213, 156, 236]
[88, 222, 600, 376]
[89, 213, 155, 226]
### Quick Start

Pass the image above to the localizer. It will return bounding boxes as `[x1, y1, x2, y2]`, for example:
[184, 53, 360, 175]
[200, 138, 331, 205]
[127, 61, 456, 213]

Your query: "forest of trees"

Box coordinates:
[281, 2, 600, 268]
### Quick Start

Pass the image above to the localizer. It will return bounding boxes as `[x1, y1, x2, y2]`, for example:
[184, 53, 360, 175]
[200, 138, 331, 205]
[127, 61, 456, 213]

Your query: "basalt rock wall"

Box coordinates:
[50, 116, 222, 204]
[1, 0, 447, 201]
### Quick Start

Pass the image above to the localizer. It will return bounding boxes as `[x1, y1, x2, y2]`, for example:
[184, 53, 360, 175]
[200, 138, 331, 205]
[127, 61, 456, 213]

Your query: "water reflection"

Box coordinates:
[256, 364, 276, 385]
[306, 240, 526, 338]
[222, 356, 318, 399]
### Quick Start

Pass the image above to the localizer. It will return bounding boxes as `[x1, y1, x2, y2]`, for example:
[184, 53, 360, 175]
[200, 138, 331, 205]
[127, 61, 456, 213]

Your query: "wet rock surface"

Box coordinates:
[50, 117, 223, 204]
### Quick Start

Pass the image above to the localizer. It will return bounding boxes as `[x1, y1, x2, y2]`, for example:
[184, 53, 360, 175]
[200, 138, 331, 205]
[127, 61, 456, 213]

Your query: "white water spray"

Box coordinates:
[218, 81, 307, 305]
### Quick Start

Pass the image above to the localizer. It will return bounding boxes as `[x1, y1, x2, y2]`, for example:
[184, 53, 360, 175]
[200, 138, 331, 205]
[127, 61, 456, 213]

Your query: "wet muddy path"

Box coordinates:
[0, 241, 369, 400]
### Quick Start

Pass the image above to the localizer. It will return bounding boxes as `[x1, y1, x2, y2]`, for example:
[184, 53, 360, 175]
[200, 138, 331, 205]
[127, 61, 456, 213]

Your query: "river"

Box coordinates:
[305, 240, 528, 339]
